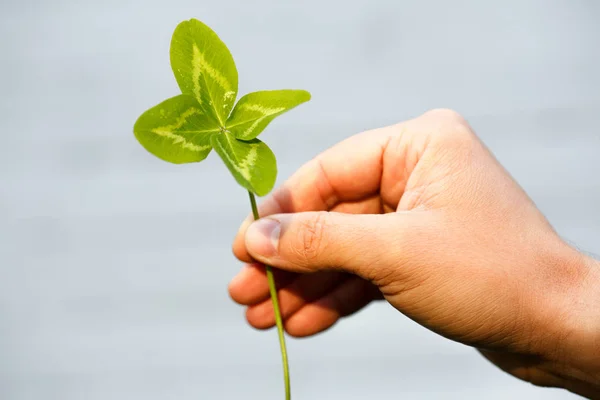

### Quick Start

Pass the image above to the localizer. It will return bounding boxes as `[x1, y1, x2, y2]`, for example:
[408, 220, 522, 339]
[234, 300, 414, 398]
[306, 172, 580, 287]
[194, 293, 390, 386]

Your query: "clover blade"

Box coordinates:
[170, 18, 238, 126]
[211, 133, 277, 196]
[225, 90, 311, 140]
[133, 95, 220, 164]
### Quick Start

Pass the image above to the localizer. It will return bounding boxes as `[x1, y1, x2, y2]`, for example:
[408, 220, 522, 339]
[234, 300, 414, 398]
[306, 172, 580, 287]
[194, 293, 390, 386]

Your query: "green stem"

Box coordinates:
[248, 191, 291, 400]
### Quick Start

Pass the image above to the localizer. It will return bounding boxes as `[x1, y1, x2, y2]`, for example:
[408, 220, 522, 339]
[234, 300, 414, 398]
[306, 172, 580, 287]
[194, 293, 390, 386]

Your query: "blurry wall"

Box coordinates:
[1, 1, 598, 399]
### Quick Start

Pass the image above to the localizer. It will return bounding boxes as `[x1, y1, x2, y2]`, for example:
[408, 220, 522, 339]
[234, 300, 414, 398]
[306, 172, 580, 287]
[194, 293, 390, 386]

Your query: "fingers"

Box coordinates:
[244, 210, 421, 282]
[231, 197, 388, 316]
[233, 197, 385, 264]
[246, 276, 381, 337]
[245, 271, 349, 329]
[329, 194, 384, 215]
[232, 126, 393, 263]
[230, 197, 387, 316]
[285, 277, 382, 337]
[228, 263, 297, 305]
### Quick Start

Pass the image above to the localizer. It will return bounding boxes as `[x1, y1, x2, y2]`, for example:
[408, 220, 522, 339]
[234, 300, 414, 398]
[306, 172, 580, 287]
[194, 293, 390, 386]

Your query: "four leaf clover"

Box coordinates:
[133, 18, 311, 196]
[133, 19, 310, 398]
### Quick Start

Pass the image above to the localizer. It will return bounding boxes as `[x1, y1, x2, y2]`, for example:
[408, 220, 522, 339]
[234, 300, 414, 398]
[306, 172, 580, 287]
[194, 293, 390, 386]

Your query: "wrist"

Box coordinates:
[540, 247, 600, 397]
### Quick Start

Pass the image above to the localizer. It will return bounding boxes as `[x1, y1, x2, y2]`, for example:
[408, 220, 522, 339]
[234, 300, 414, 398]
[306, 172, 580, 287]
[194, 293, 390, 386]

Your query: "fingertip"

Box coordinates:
[285, 306, 340, 337]
[232, 216, 254, 263]
[246, 306, 275, 330]
[232, 239, 252, 263]
[283, 278, 380, 337]
[228, 264, 261, 304]
[229, 263, 299, 307]
[235, 214, 253, 240]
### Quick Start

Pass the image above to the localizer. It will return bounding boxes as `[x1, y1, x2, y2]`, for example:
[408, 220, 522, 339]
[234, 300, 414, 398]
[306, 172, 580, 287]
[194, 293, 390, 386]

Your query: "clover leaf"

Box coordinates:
[133, 18, 311, 196]
[132, 18, 311, 400]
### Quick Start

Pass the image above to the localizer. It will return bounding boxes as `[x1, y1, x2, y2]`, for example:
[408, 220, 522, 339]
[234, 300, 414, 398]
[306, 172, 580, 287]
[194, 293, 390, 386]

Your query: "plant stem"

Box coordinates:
[248, 191, 291, 400]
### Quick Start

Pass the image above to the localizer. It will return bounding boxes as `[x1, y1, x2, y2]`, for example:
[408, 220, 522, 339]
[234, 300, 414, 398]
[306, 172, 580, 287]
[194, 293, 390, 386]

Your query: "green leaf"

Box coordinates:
[170, 18, 238, 126]
[211, 133, 277, 196]
[133, 95, 220, 164]
[225, 90, 311, 140]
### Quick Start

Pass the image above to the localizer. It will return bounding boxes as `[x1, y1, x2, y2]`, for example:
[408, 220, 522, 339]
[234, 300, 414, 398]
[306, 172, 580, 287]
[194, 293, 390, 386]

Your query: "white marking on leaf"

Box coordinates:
[218, 135, 259, 181]
[239, 103, 286, 115]
[224, 91, 235, 101]
[239, 144, 259, 180]
[191, 48, 203, 104]
[152, 129, 212, 152]
[230, 104, 287, 138]
[222, 91, 235, 110]
[151, 108, 212, 153]
[240, 115, 269, 139]
[159, 108, 201, 130]
[192, 44, 233, 97]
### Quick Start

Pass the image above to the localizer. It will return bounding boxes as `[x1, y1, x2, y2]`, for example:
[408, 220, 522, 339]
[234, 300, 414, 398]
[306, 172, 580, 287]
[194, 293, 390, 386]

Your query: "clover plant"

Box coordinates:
[133, 18, 310, 399]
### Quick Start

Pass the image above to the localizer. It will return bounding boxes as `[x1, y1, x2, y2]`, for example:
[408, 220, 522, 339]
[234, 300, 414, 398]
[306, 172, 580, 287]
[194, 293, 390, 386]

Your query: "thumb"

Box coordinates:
[244, 211, 419, 281]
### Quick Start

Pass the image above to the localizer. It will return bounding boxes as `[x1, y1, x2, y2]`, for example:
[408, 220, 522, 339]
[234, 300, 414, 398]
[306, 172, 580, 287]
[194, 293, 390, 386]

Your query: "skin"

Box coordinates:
[228, 109, 600, 398]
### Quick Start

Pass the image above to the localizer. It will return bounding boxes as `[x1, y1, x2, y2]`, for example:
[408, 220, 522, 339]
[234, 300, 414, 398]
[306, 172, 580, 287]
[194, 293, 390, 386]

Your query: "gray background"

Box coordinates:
[1, 0, 598, 399]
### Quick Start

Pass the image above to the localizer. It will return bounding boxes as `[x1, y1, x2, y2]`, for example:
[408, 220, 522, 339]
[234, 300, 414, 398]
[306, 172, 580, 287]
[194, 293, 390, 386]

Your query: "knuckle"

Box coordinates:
[424, 108, 466, 125]
[421, 108, 475, 147]
[295, 212, 329, 262]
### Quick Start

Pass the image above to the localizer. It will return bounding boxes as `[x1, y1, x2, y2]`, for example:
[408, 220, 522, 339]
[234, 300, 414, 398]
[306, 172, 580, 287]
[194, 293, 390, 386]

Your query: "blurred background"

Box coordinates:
[1, 0, 599, 399]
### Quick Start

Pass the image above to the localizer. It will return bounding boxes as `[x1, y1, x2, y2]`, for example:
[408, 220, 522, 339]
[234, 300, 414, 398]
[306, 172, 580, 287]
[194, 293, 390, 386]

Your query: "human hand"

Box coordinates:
[228, 109, 600, 398]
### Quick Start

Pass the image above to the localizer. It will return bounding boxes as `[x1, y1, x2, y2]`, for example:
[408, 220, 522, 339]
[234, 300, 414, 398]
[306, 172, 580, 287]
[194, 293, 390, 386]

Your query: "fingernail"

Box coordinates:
[246, 218, 281, 258]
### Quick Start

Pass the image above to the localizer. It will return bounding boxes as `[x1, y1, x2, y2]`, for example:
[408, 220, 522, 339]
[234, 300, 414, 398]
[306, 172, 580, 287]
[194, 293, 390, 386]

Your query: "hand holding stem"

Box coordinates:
[231, 109, 600, 399]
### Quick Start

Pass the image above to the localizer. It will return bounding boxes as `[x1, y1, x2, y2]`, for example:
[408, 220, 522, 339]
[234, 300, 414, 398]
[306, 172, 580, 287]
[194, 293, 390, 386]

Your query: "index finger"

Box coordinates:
[232, 124, 394, 263]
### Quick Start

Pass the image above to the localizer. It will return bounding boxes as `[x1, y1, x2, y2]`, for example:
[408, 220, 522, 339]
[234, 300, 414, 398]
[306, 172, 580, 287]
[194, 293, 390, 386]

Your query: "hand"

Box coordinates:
[228, 109, 600, 398]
